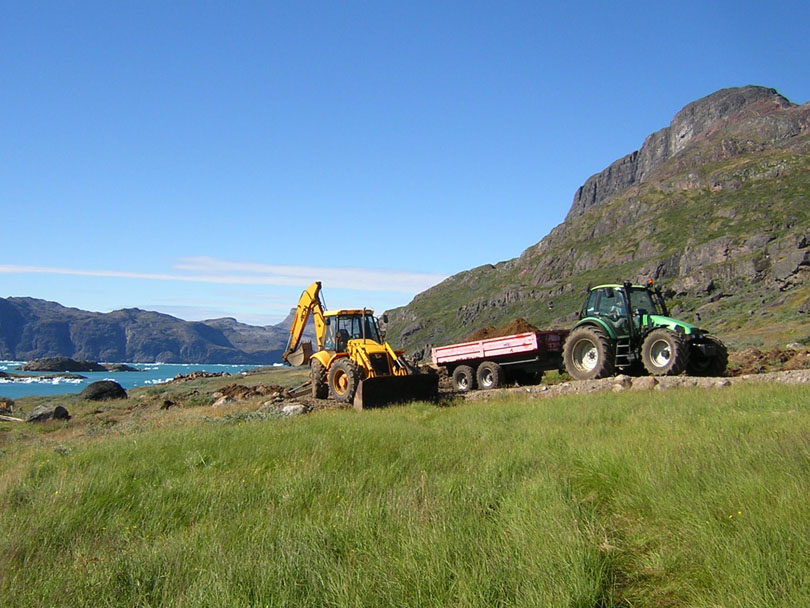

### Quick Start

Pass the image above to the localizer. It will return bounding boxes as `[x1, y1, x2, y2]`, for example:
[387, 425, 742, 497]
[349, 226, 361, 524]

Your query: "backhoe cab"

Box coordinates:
[282, 282, 438, 409]
[563, 280, 728, 380]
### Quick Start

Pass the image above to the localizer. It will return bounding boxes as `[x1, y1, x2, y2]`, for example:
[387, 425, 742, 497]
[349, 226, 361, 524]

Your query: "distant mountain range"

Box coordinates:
[386, 85, 810, 357]
[0, 297, 313, 364]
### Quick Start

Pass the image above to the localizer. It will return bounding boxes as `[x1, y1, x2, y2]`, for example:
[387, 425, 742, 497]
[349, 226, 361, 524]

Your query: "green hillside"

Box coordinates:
[385, 87, 810, 357]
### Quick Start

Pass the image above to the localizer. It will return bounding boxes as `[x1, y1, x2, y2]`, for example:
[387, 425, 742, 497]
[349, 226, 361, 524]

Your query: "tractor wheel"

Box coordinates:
[641, 329, 689, 376]
[687, 335, 728, 377]
[563, 326, 616, 380]
[476, 361, 504, 390]
[310, 360, 328, 399]
[451, 365, 476, 392]
[328, 358, 361, 403]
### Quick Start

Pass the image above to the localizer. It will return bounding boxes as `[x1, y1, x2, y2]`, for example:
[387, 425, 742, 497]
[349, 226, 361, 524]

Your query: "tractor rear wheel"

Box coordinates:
[310, 360, 328, 399]
[641, 329, 689, 376]
[476, 361, 504, 390]
[328, 358, 361, 403]
[452, 365, 476, 392]
[563, 326, 616, 380]
[687, 335, 728, 376]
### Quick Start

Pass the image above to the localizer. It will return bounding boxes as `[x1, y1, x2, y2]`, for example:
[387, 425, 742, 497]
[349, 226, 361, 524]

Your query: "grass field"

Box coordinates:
[2, 382, 809, 607]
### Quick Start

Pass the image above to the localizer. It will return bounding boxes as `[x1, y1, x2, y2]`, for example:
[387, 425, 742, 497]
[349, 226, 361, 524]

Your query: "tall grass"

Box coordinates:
[2, 384, 809, 606]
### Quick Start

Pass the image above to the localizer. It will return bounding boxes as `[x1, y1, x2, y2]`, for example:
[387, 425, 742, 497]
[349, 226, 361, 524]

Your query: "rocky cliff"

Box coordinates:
[386, 85, 810, 358]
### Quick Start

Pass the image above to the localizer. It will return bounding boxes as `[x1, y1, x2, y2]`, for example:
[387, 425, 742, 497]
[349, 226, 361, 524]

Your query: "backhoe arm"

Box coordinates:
[282, 281, 327, 363]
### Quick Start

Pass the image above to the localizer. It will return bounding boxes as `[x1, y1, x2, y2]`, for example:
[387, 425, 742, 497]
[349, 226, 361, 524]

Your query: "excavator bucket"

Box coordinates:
[286, 342, 313, 367]
[352, 373, 439, 411]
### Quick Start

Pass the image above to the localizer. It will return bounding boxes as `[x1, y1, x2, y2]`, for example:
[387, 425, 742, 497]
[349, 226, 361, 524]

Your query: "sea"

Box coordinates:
[0, 361, 268, 400]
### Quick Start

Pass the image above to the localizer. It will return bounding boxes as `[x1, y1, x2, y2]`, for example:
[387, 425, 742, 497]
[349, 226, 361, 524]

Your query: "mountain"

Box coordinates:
[386, 86, 810, 358]
[0, 298, 310, 364]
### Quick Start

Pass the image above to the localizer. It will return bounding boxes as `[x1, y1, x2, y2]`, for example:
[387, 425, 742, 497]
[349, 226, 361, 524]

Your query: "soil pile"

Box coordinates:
[728, 346, 810, 376]
[216, 383, 290, 400]
[464, 318, 540, 342]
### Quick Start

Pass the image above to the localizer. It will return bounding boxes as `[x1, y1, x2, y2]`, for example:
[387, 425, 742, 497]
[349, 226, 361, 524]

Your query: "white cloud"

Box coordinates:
[0, 258, 448, 294]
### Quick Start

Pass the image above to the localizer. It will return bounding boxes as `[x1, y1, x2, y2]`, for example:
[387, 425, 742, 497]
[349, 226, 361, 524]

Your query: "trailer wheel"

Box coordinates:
[329, 358, 361, 403]
[451, 365, 476, 392]
[641, 329, 689, 376]
[476, 361, 504, 390]
[310, 360, 328, 399]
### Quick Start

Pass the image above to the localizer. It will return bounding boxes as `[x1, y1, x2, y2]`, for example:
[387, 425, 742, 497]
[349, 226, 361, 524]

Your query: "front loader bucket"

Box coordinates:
[286, 342, 313, 367]
[353, 374, 439, 411]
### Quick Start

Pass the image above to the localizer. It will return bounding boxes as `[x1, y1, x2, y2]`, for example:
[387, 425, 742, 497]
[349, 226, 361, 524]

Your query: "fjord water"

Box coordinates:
[0, 361, 263, 399]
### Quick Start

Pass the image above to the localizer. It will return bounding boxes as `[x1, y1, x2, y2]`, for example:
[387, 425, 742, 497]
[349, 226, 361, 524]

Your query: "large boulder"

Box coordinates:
[80, 380, 127, 401]
[26, 404, 71, 422]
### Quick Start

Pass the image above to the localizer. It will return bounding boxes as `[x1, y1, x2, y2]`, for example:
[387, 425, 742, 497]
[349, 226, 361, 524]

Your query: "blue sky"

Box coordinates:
[2, 1, 808, 325]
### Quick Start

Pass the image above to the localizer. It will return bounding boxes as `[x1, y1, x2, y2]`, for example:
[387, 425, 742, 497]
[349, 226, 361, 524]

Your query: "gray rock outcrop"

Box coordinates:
[567, 86, 796, 220]
[26, 404, 71, 422]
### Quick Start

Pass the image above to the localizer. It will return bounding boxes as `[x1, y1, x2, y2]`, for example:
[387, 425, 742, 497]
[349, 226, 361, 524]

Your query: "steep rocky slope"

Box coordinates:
[386, 86, 810, 358]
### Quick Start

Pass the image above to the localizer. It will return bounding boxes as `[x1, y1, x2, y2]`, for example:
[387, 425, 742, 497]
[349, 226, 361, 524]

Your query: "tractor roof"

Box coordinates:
[590, 283, 651, 291]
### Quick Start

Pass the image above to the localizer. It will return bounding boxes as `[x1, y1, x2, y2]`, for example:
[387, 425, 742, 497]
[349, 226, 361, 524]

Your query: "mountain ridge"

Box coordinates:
[385, 85, 810, 358]
[0, 297, 297, 364]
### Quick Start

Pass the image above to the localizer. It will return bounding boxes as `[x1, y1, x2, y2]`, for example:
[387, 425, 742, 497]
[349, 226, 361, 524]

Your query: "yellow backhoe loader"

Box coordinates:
[282, 281, 438, 410]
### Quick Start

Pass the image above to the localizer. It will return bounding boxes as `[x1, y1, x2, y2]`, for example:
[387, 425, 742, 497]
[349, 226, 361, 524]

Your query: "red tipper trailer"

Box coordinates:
[431, 330, 569, 392]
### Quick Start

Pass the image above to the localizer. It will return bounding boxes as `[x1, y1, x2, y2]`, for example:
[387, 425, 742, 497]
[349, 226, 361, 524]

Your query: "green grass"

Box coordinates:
[2, 384, 810, 606]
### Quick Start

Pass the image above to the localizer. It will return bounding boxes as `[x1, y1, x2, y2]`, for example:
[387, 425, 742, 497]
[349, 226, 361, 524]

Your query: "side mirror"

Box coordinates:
[381, 313, 389, 324]
[324, 317, 331, 326]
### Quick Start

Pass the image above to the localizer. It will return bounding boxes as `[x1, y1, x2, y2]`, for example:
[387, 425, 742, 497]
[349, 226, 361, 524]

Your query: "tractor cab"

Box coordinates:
[581, 281, 672, 340]
[323, 309, 383, 352]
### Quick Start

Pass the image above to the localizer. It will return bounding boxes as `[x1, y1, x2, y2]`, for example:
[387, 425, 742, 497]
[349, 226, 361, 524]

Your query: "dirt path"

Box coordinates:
[462, 368, 810, 402]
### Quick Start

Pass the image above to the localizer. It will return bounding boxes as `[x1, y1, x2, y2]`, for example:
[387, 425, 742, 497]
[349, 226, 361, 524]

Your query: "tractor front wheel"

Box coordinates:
[328, 358, 361, 403]
[687, 335, 728, 376]
[641, 329, 689, 376]
[563, 326, 616, 380]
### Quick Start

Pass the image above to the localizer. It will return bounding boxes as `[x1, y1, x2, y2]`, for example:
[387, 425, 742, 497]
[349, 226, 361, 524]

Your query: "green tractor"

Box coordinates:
[563, 280, 728, 380]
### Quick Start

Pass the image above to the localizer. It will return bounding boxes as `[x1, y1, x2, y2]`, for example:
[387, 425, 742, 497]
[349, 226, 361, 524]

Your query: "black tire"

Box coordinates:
[476, 361, 504, 390]
[563, 326, 616, 380]
[641, 329, 689, 376]
[328, 358, 361, 403]
[451, 365, 476, 392]
[310, 360, 328, 399]
[687, 335, 728, 377]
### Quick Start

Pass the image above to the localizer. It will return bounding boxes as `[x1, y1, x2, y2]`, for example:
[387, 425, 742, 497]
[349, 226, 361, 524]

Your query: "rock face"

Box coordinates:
[80, 381, 127, 401]
[386, 85, 810, 353]
[567, 86, 795, 220]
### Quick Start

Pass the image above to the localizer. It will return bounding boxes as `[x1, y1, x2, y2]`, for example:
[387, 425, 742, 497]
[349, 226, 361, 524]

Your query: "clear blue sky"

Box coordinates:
[2, 1, 808, 325]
